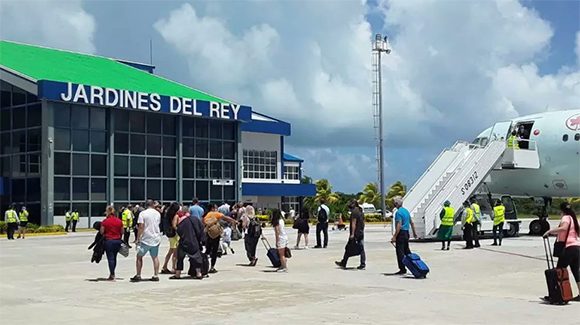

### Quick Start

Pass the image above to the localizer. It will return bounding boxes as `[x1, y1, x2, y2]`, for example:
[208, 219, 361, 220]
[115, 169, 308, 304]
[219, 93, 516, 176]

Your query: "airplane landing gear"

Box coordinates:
[529, 197, 551, 236]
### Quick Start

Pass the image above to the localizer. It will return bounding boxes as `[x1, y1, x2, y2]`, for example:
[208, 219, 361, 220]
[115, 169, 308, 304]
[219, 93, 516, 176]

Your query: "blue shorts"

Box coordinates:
[137, 243, 159, 257]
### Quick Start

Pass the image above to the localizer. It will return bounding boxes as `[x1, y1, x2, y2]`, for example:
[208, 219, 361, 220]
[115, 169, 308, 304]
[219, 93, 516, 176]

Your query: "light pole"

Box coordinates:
[372, 34, 391, 225]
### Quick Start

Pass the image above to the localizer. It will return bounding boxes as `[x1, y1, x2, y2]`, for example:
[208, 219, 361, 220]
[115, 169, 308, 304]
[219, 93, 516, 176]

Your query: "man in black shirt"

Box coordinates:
[335, 200, 366, 270]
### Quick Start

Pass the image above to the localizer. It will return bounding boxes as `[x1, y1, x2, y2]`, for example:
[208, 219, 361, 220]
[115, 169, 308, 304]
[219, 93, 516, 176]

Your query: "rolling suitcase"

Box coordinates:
[542, 237, 573, 304]
[402, 253, 430, 279]
[261, 236, 281, 268]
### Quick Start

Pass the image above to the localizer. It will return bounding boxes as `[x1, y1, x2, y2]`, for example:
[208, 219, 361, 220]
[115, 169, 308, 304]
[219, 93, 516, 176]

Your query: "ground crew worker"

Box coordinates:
[4, 204, 19, 240]
[65, 210, 72, 232]
[122, 205, 134, 247]
[17, 206, 29, 239]
[462, 201, 474, 249]
[437, 201, 455, 250]
[507, 130, 519, 149]
[492, 200, 506, 246]
[470, 198, 481, 248]
[71, 210, 79, 232]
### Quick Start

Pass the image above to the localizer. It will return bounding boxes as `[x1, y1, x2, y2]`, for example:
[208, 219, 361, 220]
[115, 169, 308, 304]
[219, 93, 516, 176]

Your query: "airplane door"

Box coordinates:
[488, 121, 513, 141]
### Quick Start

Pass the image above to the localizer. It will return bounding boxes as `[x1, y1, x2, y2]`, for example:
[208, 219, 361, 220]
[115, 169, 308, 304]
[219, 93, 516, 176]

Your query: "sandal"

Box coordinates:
[130, 275, 141, 282]
[168, 275, 180, 280]
[160, 269, 173, 275]
[150, 276, 160, 282]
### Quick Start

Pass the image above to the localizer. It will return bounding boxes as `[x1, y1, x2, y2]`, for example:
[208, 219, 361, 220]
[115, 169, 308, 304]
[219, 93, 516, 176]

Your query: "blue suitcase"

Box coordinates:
[261, 236, 281, 268]
[402, 253, 429, 278]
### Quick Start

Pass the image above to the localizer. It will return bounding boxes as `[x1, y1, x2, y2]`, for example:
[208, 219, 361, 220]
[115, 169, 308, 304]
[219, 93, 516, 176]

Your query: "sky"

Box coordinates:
[1, 0, 579, 193]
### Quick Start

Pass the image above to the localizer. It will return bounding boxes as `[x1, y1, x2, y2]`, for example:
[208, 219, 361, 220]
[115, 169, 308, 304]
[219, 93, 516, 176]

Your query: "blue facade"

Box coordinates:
[242, 183, 315, 197]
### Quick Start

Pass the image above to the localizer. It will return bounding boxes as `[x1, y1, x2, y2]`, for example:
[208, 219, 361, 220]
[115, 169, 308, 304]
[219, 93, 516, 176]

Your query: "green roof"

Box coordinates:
[0, 40, 228, 103]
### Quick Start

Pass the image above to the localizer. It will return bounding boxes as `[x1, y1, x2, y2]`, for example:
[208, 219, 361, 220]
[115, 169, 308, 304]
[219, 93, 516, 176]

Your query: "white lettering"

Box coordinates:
[105, 88, 119, 106]
[150, 93, 161, 111]
[137, 92, 148, 110]
[193, 100, 202, 116]
[209, 102, 220, 118]
[90, 86, 104, 106]
[220, 103, 230, 119]
[73, 84, 88, 103]
[60, 82, 73, 101]
[170, 96, 181, 113]
[182, 98, 193, 115]
[125, 90, 137, 109]
[230, 104, 240, 120]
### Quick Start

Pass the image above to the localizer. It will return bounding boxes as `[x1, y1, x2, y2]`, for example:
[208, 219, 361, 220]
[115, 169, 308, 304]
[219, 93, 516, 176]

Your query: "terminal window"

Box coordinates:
[243, 150, 277, 180]
[284, 166, 300, 180]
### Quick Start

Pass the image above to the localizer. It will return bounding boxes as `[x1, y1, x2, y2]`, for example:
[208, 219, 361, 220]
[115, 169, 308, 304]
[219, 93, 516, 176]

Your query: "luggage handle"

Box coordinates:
[542, 236, 555, 269]
[261, 235, 272, 250]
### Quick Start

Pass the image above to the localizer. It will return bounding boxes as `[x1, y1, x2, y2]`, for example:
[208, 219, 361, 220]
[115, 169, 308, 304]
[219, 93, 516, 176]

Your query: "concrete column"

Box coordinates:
[236, 122, 243, 202]
[177, 115, 183, 202]
[40, 100, 53, 225]
[107, 109, 115, 220]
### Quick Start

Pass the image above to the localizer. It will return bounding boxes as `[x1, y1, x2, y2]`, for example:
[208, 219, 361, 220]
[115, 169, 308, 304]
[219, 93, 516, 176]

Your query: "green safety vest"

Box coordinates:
[5, 209, 17, 223]
[72, 212, 79, 221]
[19, 211, 28, 222]
[441, 206, 455, 226]
[493, 205, 506, 225]
[122, 209, 133, 228]
[471, 203, 481, 222]
[507, 135, 519, 149]
[65, 212, 72, 221]
[465, 208, 474, 224]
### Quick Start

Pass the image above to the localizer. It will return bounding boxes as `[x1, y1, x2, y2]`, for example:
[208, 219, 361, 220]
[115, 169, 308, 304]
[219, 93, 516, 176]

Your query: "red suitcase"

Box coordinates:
[542, 237, 573, 304]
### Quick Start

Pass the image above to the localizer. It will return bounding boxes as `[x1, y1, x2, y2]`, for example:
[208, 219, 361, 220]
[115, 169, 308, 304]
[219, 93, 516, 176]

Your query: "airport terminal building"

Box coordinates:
[0, 40, 315, 226]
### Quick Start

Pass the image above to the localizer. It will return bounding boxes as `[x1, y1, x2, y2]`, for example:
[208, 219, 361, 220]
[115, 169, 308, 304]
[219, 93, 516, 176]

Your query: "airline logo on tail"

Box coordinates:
[566, 114, 580, 131]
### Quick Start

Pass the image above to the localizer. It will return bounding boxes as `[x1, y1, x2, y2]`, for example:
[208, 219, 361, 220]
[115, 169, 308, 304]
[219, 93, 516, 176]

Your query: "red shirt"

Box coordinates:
[101, 215, 123, 240]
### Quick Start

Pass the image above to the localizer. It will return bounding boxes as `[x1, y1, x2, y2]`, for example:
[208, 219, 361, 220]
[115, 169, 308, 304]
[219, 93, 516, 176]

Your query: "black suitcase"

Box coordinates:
[542, 237, 573, 304]
[261, 236, 281, 268]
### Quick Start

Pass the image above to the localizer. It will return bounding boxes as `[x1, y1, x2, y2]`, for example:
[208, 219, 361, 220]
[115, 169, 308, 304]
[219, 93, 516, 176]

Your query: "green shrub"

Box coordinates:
[0, 221, 5, 234]
[33, 225, 65, 233]
[26, 223, 40, 230]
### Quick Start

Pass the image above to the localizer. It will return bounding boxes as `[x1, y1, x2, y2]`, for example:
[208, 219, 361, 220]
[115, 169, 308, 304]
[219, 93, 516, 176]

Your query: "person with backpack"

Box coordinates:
[543, 202, 580, 302]
[243, 203, 262, 266]
[293, 208, 310, 249]
[203, 204, 237, 273]
[161, 202, 181, 275]
[171, 205, 205, 280]
[314, 199, 330, 248]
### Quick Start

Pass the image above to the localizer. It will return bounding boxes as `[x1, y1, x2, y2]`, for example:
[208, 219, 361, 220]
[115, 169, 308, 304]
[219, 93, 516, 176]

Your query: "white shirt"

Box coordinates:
[289, 209, 296, 220]
[138, 208, 161, 247]
[318, 204, 330, 217]
[277, 218, 288, 243]
[218, 204, 230, 215]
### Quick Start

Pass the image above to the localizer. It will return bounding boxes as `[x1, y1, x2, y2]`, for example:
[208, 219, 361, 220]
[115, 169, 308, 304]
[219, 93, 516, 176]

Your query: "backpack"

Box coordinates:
[247, 218, 262, 238]
[163, 215, 176, 238]
[318, 206, 328, 223]
[205, 216, 223, 239]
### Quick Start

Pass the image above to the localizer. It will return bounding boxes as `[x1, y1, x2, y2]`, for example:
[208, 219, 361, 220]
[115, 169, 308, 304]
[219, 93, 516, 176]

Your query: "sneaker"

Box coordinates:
[130, 275, 142, 282]
[572, 295, 580, 302]
[231, 249, 235, 254]
[446, 247, 450, 250]
[357, 265, 366, 270]
[276, 268, 288, 273]
[208, 268, 218, 274]
[304, 246, 309, 250]
[293, 246, 299, 250]
[313, 245, 322, 249]
[491, 243, 498, 246]
[335, 261, 346, 268]
[150, 276, 160, 282]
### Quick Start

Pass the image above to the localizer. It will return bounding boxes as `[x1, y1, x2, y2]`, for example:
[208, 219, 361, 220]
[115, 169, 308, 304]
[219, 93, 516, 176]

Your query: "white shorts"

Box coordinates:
[277, 237, 288, 249]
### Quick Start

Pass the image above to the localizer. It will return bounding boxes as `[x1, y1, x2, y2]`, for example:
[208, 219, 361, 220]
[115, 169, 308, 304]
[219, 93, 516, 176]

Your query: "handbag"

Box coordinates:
[119, 242, 129, 257]
[284, 247, 292, 258]
[553, 216, 571, 258]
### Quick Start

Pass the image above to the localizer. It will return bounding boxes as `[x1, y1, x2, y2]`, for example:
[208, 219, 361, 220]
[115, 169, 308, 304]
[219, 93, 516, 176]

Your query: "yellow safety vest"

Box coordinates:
[441, 207, 455, 226]
[72, 212, 79, 221]
[65, 212, 72, 221]
[19, 211, 29, 222]
[493, 205, 506, 225]
[465, 207, 474, 224]
[122, 209, 133, 228]
[507, 135, 519, 149]
[5, 209, 17, 223]
[471, 203, 481, 222]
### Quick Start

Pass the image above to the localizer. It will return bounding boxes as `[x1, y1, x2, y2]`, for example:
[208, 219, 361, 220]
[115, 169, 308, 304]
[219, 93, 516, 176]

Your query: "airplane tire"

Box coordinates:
[529, 220, 542, 236]
[506, 223, 519, 237]
[540, 220, 550, 234]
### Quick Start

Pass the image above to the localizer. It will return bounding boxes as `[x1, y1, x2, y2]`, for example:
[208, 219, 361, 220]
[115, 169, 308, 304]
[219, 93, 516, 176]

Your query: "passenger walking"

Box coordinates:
[131, 199, 162, 282]
[390, 196, 418, 274]
[65, 210, 72, 232]
[189, 198, 205, 221]
[121, 205, 133, 247]
[470, 198, 481, 248]
[220, 224, 235, 255]
[293, 208, 310, 249]
[462, 201, 474, 249]
[437, 201, 454, 250]
[132, 205, 143, 244]
[314, 199, 330, 248]
[543, 202, 580, 301]
[243, 203, 261, 266]
[272, 209, 289, 272]
[17, 206, 29, 239]
[203, 204, 237, 274]
[72, 209, 79, 232]
[4, 204, 19, 240]
[100, 206, 123, 281]
[171, 206, 205, 280]
[161, 202, 181, 275]
[335, 200, 366, 269]
[492, 200, 506, 246]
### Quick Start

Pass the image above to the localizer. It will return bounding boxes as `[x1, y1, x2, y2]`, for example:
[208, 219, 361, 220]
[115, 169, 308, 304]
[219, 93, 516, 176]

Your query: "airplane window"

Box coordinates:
[575, 133, 580, 141]
[562, 134, 568, 142]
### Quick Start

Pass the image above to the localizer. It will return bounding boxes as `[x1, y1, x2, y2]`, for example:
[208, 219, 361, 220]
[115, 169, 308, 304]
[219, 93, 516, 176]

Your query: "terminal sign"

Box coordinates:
[38, 80, 252, 121]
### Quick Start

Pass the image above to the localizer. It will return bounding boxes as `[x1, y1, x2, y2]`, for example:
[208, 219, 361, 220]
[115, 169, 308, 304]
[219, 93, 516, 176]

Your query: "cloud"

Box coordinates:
[0, 0, 96, 53]
[576, 31, 580, 65]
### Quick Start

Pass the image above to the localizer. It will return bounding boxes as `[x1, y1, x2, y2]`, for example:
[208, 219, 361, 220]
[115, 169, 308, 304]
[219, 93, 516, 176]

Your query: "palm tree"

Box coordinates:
[386, 181, 407, 209]
[304, 179, 339, 213]
[359, 182, 380, 207]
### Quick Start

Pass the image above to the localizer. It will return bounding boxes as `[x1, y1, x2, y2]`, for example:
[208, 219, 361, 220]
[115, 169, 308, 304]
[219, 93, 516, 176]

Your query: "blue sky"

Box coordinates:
[1, 0, 579, 194]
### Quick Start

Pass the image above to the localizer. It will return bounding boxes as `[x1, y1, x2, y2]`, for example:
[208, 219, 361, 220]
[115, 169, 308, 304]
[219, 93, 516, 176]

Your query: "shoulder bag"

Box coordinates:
[553, 216, 571, 258]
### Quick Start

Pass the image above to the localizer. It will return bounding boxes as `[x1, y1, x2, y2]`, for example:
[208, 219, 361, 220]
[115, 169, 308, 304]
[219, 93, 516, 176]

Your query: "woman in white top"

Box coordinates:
[272, 209, 288, 272]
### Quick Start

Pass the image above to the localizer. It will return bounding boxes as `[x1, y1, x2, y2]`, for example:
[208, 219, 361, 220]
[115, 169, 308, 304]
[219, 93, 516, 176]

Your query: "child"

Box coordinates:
[88, 221, 104, 263]
[220, 224, 235, 255]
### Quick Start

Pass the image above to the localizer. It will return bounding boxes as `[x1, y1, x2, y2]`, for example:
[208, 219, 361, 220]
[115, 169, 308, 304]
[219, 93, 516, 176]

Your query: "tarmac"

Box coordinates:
[0, 225, 578, 325]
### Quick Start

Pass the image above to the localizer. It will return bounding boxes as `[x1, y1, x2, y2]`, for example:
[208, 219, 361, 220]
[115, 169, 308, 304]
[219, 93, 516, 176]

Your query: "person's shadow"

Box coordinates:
[85, 277, 124, 282]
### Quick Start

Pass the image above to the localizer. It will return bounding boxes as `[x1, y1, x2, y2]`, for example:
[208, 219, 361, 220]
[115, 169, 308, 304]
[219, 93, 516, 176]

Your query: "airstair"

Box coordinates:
[404, 140, 507, 239]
